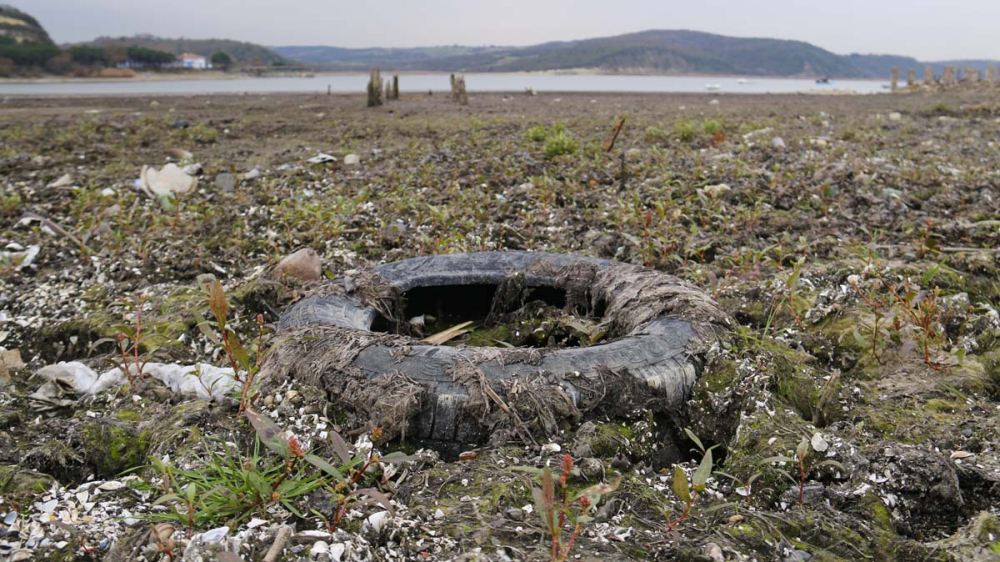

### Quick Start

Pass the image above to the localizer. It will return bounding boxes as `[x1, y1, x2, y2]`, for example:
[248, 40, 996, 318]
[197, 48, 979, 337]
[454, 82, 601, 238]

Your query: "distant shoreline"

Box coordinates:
[0, 69, 887, 85]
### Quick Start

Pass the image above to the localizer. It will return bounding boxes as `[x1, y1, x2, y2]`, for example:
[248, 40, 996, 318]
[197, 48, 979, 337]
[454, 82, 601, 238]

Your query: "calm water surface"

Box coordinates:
[0, 73, 888, 96]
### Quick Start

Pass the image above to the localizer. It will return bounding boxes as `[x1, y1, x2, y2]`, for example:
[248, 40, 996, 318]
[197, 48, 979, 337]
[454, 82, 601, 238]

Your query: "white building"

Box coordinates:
[179, 53, 208, 69]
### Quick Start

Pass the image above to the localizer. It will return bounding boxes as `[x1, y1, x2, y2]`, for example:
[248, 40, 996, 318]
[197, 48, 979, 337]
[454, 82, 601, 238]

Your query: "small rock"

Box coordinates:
[888, 112, 902, 121]
[330, 543, 346, 562]
[505, 507, 525, 521]
[214, 173, 235, 192]
[171, 119, 189, 130]
[343, 153, 360, 165]
[771, 137, 786, 150]
[811, 433, 829, 453]
[611, 453, 631, 471]
[572, 443, 593, 458]
[701, 183, 730, 198]
[540, 443, 561, 454]
[3, 512, 16, 525]
[100, 187, 116, 197]
[709, 99, 720, 106]
[577, 457, 605, 480]
[39, 499, 57, 513]
[240, 168, 261, 181]
[383, 220, 408, 241]
[705, 542, 725, 562]
[98, 481, 125, 491]
[274, 248, 322, 282]
[434, 508, 445, 519]
[149, 100, 160, 108]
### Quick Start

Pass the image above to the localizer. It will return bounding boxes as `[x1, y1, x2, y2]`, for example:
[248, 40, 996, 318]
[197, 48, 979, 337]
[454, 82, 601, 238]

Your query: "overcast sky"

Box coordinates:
[23, 0, 1000, 61]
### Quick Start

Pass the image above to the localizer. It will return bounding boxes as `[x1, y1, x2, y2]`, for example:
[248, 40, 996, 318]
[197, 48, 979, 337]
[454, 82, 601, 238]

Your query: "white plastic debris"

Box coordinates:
[47, 174, 74, 188]
[311, 541, 330, 558]
[199, 526, 229, 544]
[35, 361, 238, 401]
[366, 511, 390, 534]
[1, 244, 40, 270]
[343, 153, 360, 165]
[307, 153, 337, 164]
[139, 163, 198, 198]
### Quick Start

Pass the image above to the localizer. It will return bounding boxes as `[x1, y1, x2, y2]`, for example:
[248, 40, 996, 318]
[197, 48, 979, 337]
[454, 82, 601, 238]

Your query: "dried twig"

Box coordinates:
[602, 114, 627, 152]
[20, 211, 89, 254]
[422, 321, 473, 345]
[262, 525, 293, 562]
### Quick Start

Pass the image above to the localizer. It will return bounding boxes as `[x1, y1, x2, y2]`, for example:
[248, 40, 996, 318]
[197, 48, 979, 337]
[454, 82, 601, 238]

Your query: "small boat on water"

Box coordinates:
[705, 83, 721, 91]
[815, 77, 831, 84]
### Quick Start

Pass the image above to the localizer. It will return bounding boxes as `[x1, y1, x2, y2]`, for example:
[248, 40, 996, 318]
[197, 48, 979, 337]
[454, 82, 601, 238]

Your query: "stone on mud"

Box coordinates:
[274, 248, 323, 282]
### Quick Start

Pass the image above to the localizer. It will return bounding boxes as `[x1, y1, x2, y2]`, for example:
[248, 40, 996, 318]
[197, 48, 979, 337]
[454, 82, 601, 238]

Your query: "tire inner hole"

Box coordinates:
[371, 281, 609, 348]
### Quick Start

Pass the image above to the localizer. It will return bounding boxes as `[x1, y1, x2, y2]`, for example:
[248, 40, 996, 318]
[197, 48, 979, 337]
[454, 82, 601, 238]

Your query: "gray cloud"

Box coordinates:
[23, 0, 1000, 61]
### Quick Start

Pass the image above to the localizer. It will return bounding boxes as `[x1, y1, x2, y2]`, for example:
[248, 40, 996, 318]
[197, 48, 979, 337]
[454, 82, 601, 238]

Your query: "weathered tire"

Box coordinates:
[276, 251, 727, 445]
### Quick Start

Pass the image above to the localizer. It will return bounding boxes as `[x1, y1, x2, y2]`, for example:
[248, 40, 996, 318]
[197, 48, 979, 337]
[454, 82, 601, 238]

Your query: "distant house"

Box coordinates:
[179, 53, 208, 69]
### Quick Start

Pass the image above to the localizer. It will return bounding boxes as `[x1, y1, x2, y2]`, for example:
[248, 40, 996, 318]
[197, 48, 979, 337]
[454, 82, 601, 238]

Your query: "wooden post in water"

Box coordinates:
[890, 67, 899, 92]
[943, 66, 956, 85]
[924, 66, 933, 85]
[906, 69, 916, 87]
[450, 73, 468, 104]
[457, 76, 468, 105]
[392, 75, 400, 100]
[367, 67, 383, 107]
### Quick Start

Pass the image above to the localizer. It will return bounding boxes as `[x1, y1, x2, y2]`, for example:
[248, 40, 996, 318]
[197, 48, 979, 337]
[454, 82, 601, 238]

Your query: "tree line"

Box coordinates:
[0, 38, 234, 77]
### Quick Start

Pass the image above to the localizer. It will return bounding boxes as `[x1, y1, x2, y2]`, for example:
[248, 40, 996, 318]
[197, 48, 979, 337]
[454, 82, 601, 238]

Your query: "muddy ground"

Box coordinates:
[1, 86, 1000, 561]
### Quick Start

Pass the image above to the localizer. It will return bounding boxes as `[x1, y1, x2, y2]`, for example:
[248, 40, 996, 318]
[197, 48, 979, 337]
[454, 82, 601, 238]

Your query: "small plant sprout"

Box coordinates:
[663, 428, 715, 534]
[763, 436, 845, 510]
[196, 279, 268, 413]
[716, 471, 763, 508]
[524, 454, 620, 562]
[95, 300, 164, 390]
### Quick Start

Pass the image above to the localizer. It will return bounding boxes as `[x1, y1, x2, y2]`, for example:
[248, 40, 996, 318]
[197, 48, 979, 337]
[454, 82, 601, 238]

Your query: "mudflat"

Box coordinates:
[1, 88, 999, 561]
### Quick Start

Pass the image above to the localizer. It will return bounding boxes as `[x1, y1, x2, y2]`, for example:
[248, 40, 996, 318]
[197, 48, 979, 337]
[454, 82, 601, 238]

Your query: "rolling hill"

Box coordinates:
[275, 29, 999, 78]
[0, 4, 53, 45]
[81, 35, 288, 66]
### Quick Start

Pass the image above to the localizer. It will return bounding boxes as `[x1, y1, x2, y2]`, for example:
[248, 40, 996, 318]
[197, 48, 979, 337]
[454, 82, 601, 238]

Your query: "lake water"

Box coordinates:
[0, 73, 888, 96]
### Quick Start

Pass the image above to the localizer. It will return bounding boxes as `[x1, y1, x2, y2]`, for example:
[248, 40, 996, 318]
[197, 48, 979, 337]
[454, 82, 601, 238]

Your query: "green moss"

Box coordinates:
[973, 512, 1000, 543]
[80, 420, 150, 477]
[584, 422, 637, 457]
[115, 410, 142, 422]
[924, 398, 964, 413]
[0, 465, 57, 500]
[699, 358, 739, 394]
[764, 340, 819, 420]
[859, 493, 894, 533]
